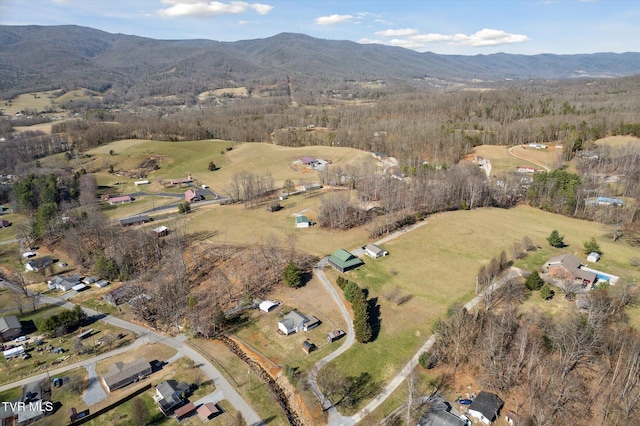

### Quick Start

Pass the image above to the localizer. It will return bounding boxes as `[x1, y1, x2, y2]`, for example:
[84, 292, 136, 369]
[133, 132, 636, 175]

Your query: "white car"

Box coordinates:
[22, 252, 36, 258]
[15, 336, 27, 342]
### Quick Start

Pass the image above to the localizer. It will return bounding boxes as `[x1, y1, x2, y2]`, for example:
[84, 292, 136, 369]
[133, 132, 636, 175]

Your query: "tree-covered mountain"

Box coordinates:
[1, 25, 639, 98]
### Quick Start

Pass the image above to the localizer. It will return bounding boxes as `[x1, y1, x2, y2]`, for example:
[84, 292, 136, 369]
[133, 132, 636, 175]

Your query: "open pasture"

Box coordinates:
[318, 205, 640, 413]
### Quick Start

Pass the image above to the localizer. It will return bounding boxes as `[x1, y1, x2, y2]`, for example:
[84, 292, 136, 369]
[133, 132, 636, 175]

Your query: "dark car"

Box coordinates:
[458, 399, 473, 405]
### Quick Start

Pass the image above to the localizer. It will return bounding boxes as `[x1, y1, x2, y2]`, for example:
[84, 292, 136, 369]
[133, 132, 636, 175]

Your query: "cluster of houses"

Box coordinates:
[99, 356, 221, 422]
[47, 274, 109, 292]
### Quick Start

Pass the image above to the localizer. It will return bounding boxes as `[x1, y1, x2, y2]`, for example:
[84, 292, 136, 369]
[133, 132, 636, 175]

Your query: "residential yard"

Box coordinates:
[191, 338, 290, 426]
[0, 305, 134, 386]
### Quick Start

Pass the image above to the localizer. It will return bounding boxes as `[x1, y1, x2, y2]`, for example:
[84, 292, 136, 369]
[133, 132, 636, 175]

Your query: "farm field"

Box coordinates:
[470, 144, 560, 175]
[307, 205, 640, 414]
[594, 135, 640, 147]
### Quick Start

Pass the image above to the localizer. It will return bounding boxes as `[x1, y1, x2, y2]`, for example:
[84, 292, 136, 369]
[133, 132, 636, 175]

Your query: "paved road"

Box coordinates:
[1, 294, 263, 425]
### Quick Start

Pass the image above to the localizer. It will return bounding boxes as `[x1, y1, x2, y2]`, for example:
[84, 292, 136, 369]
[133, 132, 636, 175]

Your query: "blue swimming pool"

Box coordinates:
[596, 272, 614, 282]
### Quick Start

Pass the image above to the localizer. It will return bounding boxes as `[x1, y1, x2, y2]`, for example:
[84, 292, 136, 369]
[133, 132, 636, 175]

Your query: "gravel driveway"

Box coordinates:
[83, 362, 108, 406]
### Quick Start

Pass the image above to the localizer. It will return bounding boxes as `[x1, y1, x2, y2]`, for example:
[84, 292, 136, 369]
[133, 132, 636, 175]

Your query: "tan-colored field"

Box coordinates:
[595, 135, 640, 147]
[1, 88, 101, 115]
[470, 144, 561, 174]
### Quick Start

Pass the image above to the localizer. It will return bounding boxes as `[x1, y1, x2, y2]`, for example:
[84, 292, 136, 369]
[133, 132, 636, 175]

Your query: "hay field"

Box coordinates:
[324, 204, 640, 410]
[594, 135, 640, 147]
[470, 144, 561, 174]
[1, 88, 101, 115]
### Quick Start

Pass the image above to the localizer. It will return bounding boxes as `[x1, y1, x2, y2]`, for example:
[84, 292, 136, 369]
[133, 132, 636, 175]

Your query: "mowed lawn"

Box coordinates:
[320, 205, 640, 414]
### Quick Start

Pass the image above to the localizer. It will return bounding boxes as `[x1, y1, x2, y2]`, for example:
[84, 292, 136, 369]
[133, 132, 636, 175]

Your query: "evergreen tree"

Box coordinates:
[525, 271, 544, 291]
[282, 261, 302, 288]
[352, 288, 372, 343]
[540, 283, 554, 300]
[583, 237, 602, 255]
[547, 229, 565, 248]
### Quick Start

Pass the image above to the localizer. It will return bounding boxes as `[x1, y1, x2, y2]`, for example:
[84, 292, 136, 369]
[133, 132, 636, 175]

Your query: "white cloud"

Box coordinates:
[315, 14, 354, 25]
[375, 28, 418, 37]
[408, 28, 529, 47]
[158, 1, 273, 18]
[358, 38, 384, 45]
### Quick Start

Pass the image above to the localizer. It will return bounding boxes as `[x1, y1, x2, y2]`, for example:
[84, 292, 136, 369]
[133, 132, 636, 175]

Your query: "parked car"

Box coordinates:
[58, 262, 68, 267]
[15, 336, 27, 342]
[22, 252, 36, 258]
[458, 399, 473, 405]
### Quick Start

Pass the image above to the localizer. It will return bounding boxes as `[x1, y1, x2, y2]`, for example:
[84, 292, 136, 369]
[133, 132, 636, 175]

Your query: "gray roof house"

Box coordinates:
[278, 310, 320, 335]
[418, 409, 466, 426]
[102, 357, 152, 392]
[0, 315, 22, 342]
[544, 254, 597, 285]
[48, 275, 82, 291]
[25, 256, 53, 272]
[155, 380, 190, 414]
[468, 391, 504, 425]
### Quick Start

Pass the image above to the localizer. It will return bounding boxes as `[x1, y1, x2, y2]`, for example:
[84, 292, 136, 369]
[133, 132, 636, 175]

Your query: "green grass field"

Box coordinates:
[318, 205, 640, 414]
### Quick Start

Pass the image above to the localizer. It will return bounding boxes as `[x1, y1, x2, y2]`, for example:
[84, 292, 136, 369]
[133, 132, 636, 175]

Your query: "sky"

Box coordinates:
[2, 0, 639, 55]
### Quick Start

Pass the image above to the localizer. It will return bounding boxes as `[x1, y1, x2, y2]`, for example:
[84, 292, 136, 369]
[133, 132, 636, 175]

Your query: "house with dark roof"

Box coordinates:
[278, 310, 320, 335]
[544, 254, 596, 286]
[0, 315, 22, 342]
[103, 284, 140, 306]
[328, 249, 364, 273]
[155, 380, 190, 415]
[25, 256, 53, 272]
[102, 357, 152, 392]
[418, 409, 466, 426]
[468, 391, 504, 425]
[119, 215, 151, 227]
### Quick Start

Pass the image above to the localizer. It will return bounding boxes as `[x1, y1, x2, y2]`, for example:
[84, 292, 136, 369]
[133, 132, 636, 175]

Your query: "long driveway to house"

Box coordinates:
[307, 217, 522, 425]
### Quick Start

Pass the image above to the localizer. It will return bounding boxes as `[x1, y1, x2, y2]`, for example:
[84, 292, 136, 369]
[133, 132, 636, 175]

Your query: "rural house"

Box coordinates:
[364, 243, 388, 258]
[468, 391, 504, 425]
[108, 195, 132, 205]
[102, 357, 152, 392]
[155, 380, 190, 415]
[47, 275, 82, 291]
[103, 284, 139, 306]
[170, 175, 192, 186]
[417, 409, 466, 426]
[328, 249, 364, 273]
[544, 254, 596, 286]
[0, 315, 22, 342]
[119, 215, 151, 227]
[25, 256, 53, 272]
[278, 310, 320, 335]
[184, 189, 204, 202]
[295, 215, 313, 228]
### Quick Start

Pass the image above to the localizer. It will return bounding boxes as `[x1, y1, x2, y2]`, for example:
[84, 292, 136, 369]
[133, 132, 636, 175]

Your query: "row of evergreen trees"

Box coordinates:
[336, 276, 373, 343]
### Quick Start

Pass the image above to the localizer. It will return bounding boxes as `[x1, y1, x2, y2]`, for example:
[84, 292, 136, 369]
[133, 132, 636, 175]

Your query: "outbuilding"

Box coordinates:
[328, 249, 364, 273]
[364, 244, 388, 258]
[295, 215, 313, 228]
[587, 252, 601, 263]
[259, 300, 279, 313]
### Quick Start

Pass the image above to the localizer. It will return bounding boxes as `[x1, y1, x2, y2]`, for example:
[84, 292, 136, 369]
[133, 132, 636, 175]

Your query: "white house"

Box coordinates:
[364, 244, 388, 258]
[278, 310, 320, 335]
[48, 275, 82, 291]
[25, 256, 53, 272]
[587, 252, 601, 263]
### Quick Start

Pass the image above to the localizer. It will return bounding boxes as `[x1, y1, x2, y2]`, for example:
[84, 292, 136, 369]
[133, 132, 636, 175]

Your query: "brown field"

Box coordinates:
[594, 135, 640, 147]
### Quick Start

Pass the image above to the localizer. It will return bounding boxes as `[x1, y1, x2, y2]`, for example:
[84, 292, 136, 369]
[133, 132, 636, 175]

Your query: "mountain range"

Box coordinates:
[1, 25, 639, 97]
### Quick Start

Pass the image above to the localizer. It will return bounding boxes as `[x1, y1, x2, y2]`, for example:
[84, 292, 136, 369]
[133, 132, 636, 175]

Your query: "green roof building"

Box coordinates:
[328, 248, 364, 273]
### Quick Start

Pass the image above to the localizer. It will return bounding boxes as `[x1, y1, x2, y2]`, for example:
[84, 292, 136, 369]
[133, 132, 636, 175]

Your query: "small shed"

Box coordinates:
[587, 252, 601, 263]
[327, 329, 345, 343]
[134, 180, 149, 186]
[302, 340, 317, 354]
[295, 215, 312, 228]
[174, 402, 196, 421]
[95, 280, 110, 288]
[259, 300, 279, 313]
[152, 226, 169, 237]
[197, 402, 220, 421]
[364, 244, 388, 258]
